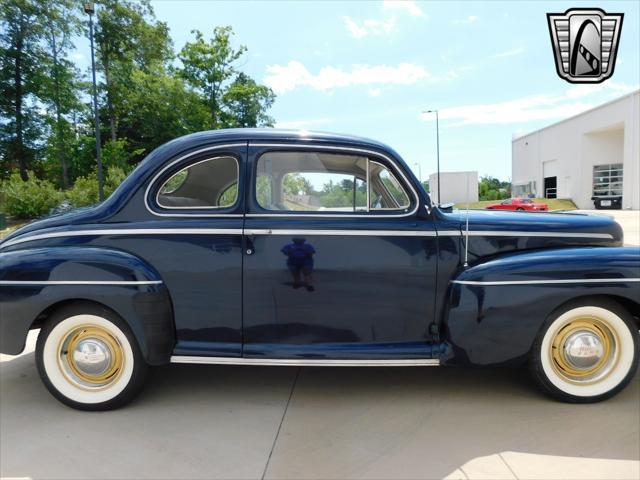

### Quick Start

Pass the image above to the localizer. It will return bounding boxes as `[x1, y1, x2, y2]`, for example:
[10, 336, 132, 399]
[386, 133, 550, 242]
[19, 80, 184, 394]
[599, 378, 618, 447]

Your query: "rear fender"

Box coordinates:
[0, 246, 175, 364]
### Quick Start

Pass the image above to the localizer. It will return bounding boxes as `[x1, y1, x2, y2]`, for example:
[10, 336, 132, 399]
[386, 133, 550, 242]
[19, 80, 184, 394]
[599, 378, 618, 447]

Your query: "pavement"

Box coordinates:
[1, 210, 639, 480]
[574, 209, 640, 246]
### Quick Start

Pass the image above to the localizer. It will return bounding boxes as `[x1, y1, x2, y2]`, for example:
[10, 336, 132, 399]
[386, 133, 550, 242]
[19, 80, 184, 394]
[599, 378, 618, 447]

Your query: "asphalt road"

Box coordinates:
[1, 210, 639, 480]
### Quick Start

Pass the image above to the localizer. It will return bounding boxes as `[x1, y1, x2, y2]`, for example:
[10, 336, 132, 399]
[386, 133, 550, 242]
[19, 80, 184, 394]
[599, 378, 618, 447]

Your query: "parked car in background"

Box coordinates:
[486, 198, 548, 211]
[1, 129, 638, 410]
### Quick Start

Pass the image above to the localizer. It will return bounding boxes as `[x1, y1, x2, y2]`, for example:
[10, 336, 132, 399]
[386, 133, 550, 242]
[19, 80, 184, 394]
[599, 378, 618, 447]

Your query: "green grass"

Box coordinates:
[453, 198, 577, 211]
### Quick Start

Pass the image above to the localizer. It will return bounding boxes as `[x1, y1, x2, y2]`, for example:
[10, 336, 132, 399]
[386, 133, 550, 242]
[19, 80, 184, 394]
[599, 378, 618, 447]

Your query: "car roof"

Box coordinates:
[158, 128, 393, 152]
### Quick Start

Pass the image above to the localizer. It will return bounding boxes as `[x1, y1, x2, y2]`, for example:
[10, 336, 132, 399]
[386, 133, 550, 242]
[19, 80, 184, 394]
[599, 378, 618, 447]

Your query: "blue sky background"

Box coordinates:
[87, 1, 640, 180]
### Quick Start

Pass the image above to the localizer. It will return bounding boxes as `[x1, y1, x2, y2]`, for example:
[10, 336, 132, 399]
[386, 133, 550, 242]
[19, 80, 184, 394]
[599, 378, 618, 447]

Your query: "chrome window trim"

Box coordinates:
[0, 280, 162, 286]
[144, 143, 246, 218]
[170, 356, 440, 367]
[155, 155, 240, 210]
[248, 143, 420, 218]
[451, 278, 640, 286]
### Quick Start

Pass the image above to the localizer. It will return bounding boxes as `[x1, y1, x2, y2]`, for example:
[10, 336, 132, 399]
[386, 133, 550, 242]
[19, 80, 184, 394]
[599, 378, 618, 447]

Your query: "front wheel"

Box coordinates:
[530, 300, 639, 402]
[36, 303, 148, 410]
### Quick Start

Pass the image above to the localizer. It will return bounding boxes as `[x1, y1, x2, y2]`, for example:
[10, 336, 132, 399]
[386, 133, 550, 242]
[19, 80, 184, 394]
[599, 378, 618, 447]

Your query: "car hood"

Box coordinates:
[439, 209, 623, 261]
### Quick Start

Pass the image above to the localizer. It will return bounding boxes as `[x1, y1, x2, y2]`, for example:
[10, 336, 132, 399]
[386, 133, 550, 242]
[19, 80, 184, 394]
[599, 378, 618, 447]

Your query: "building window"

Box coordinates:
[593, 164, 623, 197]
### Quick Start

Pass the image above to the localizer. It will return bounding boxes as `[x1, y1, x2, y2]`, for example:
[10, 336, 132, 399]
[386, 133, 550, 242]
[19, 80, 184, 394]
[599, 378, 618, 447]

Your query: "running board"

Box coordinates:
[170, 356, 440, 367]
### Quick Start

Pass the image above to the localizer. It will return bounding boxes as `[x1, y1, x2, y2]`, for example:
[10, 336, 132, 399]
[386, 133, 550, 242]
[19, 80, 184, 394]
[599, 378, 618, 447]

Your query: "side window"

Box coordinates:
[369, 161, 410, 210]
[502, 199, 512, 205]
[157, 156, 239, 209]
[255, 151, 410, 213]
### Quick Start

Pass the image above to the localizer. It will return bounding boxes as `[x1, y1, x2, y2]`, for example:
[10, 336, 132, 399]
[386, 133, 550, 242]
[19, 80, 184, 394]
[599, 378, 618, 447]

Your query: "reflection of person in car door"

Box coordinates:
[281, 237, 315, 292]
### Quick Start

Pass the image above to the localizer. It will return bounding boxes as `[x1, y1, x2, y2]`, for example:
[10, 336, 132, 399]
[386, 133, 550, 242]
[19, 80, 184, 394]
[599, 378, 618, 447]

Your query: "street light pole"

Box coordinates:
[423, 109, 441, 204]
[85, 2, 104, 201]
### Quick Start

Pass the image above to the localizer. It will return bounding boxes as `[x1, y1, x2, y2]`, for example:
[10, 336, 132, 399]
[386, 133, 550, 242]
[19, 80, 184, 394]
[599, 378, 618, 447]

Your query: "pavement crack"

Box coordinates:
[498, 452, 519, 480]
[261, 367, 300, 480]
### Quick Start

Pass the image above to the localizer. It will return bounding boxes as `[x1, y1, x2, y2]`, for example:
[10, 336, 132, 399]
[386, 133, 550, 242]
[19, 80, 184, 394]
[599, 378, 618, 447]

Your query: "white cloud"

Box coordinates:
[491, 47, 525, 59]
[72, 52, 85, 61]
[264, 61, 430, 94]
[420, 82, 638, 127]
[382, 0, 426, 18]
[343, 16, 396, 38]
[368, 88, 383, 97]
[453, 15, 477, 25]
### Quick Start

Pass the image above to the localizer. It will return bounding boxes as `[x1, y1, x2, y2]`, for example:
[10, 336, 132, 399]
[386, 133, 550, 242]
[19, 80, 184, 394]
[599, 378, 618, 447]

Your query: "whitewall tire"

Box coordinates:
[36, 303, 148, 410]
[530, 299, 639, 402]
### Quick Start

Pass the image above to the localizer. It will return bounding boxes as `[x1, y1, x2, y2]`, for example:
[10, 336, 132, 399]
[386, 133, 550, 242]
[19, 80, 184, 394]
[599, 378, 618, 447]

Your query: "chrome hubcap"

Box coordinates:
[72, 339, 112, 376]
[550, 317, 617, 384]
[563, 331, 604, 370]
[58, 325, 125, 390]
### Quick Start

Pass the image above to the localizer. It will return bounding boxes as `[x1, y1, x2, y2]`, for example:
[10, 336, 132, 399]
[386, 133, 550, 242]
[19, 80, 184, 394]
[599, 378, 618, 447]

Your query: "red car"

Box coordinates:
[486, 198, 548, 212]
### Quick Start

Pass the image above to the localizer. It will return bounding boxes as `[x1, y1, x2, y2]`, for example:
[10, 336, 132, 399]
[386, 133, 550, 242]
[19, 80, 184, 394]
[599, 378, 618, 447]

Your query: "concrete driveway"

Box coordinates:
[2, 211, 639, 480]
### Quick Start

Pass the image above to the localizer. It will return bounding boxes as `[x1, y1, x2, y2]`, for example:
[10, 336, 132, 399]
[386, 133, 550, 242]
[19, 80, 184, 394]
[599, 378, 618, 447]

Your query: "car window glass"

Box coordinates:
[157, 156, 238, 209]
[369, 161, 410, 210]
[255, 151, 410, 213]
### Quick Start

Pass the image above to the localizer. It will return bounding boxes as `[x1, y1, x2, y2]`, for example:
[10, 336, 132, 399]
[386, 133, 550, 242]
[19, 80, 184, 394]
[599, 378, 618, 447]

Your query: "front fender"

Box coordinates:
[0, 246, 175, 364]
[442, 246, 640, 367]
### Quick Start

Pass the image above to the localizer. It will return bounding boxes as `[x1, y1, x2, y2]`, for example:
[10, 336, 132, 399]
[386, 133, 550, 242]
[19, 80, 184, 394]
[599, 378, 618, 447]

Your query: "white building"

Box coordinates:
[512, 90, 639, 210]
[429, 171, 478, 205]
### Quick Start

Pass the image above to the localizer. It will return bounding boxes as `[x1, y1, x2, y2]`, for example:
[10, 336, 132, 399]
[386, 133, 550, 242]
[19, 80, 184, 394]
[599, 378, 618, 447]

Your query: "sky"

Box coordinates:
[84, 1, 640, 181]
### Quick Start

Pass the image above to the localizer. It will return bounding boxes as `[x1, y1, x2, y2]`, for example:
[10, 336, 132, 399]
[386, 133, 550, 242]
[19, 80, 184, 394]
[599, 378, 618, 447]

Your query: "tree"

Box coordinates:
[0, 0, 45, 180]
[40, 0, 81, 187]
[94, 0, 172, 140]
[178, 26, 247, 128]
[223, 73, 275, 127]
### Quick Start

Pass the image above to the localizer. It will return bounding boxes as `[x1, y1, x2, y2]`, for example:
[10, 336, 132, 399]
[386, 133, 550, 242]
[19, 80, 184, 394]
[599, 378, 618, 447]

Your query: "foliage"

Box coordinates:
[0, 171, 64, 218]
[479, 175, 511, 201]
[65, 166, 129, 207]
[0, 1, 277, 219]
[178, 27, 274, 129]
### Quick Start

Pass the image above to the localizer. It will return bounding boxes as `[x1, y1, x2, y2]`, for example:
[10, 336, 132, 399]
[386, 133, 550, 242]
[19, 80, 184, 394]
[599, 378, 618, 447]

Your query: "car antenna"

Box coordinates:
[463, 174, 470, 267]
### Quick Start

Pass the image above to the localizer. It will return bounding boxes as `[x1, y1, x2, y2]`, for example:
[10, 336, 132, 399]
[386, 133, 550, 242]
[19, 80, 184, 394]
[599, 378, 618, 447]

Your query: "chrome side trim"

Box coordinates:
[0, 280, 162, 286]
[0, 228, 244, 249]
[245, 229, 437, 237]
[451, 278, 640, 286]
[430, 230, 612, 239]
[248, 143, 420, 218]
[170, 356, 440, 367]
[144, 143, 246, 218]
[466, 230, 614, 239]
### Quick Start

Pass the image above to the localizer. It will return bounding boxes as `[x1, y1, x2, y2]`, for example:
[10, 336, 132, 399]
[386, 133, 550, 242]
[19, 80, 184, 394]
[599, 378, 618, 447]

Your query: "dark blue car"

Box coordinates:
[1, 129, 638, 410]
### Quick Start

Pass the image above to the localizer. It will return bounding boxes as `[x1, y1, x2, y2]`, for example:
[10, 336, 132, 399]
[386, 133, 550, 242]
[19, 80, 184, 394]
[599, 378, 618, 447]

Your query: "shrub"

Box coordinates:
[66, 166, 130, 208]
[0, 171, 64, 219]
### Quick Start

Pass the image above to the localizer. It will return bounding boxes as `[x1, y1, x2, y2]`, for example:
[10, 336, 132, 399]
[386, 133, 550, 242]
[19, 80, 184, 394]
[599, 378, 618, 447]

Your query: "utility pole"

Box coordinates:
[84, 2, 104, 201]
[423, 110, 440, 204]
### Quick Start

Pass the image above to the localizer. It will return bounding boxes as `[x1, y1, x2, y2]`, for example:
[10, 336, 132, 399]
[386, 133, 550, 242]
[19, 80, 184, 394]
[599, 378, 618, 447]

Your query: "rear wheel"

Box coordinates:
[516, 207, 525, 211]
[36, 303, 148, 410]
[530, 299, 639, 402]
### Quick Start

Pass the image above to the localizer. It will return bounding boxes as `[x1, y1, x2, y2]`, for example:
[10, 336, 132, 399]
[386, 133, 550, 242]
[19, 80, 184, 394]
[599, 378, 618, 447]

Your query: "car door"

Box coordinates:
[242, 143, 438, 359]
[139, 144, 246, 358]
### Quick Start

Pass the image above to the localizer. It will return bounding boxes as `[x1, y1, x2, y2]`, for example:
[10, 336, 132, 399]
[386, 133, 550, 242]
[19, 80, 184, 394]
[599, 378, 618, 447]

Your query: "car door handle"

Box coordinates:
[245, 235, 256, 255]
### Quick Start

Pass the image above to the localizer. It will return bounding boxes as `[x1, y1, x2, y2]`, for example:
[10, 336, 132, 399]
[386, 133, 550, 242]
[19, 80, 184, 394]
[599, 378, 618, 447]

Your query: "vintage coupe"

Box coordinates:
[1, 129, 639, 410]
[485, 198, 548, 212]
